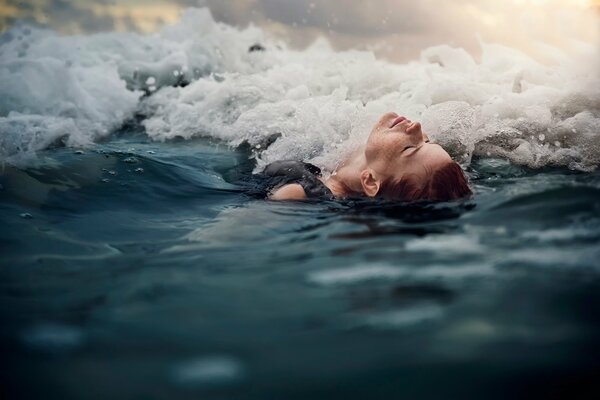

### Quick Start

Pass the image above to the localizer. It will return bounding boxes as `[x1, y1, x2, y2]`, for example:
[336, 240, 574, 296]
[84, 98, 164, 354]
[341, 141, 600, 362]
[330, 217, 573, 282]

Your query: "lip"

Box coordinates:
[390, 116, 410, 129]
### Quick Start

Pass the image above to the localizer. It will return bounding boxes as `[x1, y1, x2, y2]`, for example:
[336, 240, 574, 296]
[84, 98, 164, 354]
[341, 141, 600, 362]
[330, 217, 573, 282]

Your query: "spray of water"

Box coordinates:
[0, 7, 598, 171]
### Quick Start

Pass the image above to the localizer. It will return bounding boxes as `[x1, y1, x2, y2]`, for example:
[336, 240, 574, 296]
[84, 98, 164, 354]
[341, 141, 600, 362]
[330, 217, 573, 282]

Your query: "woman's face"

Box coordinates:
[365, 112, 453, 183]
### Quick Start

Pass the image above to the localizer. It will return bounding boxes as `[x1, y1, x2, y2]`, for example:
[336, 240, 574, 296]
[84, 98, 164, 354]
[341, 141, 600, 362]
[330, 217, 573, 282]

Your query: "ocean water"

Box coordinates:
[1, 7, 600, 400]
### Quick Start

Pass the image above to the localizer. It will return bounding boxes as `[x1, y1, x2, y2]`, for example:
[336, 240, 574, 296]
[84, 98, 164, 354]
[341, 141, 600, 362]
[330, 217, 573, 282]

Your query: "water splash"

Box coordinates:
[1, 7, 598, 171]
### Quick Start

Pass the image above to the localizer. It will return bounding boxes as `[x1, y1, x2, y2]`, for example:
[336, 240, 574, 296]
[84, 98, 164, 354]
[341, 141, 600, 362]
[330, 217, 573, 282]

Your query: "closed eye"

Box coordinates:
[402, 145, 415, 152]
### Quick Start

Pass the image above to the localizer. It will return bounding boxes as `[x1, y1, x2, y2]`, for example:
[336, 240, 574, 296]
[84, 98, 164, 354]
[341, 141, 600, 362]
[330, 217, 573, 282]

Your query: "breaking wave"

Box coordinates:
[1, 7, 599, 171]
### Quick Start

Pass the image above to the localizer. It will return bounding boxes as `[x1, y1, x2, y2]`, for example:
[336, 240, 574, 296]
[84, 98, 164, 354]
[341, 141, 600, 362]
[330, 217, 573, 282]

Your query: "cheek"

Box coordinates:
[367, 135, 402, 162]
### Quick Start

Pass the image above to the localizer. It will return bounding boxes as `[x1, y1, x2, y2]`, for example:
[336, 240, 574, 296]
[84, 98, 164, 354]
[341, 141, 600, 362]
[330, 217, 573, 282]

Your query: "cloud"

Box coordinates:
[2, 0, 598, 62]
[0, 0, 180, 33]
[197, 0, 600, 61]
[198, 0, 431, 36]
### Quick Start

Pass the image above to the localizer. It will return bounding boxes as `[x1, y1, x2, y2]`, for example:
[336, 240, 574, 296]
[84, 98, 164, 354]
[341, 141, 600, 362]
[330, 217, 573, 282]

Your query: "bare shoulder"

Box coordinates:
[269, 184, 307, 201]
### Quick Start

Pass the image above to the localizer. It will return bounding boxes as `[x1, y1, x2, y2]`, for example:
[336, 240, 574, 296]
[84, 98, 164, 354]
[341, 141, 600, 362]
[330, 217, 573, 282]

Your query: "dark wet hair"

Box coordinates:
[379, 162, 472, 202]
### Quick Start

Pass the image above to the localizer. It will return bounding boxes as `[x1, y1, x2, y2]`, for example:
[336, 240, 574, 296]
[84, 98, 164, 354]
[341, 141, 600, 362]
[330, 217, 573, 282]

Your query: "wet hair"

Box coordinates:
[379, 162, 472, 202]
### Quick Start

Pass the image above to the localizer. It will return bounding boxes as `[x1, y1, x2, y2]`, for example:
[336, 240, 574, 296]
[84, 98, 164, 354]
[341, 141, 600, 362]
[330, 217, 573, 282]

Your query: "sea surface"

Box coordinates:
[1, 7, 600, 400]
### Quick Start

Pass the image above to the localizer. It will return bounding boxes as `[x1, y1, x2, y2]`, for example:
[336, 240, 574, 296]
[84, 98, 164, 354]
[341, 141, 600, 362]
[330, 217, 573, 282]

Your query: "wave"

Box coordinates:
[1, 7, 599, 171]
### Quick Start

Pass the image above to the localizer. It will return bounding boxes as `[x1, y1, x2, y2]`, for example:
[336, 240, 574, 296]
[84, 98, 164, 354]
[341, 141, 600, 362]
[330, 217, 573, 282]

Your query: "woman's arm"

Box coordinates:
[269, 184, 307, 201]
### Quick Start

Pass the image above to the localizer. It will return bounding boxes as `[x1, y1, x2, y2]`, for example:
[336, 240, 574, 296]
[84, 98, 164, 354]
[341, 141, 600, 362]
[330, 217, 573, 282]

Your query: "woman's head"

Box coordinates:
[359, 112, 471, 202]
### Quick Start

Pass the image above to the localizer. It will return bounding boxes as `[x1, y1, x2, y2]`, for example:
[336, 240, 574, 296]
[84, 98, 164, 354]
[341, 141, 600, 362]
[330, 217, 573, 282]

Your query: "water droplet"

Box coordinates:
[146, 76, 156, 85]
[101, 178, 110, 183]
[20, 213, 33, 219]
[148, 85, 156, 92]
[173, 70, 180, 76]
[134, 168, 144, 173]
[255, 144, 261, 149]
[108, 170, 116, 176]
[486, 152, 491, 156]
[554, 141, 561, 147]
[538, 134, 545, 141]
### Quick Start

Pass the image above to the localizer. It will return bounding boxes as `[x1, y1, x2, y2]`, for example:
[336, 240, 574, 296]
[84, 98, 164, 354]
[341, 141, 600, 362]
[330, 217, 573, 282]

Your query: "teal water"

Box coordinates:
[1, 124, 600, 399]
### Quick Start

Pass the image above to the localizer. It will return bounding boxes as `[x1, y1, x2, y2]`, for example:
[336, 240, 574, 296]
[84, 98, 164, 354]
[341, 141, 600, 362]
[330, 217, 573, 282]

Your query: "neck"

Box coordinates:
[324, 146, 367, 198]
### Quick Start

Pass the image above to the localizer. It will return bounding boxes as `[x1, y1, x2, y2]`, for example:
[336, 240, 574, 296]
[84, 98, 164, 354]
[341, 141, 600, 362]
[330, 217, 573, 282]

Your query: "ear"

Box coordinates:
[360, 169, 381, 197]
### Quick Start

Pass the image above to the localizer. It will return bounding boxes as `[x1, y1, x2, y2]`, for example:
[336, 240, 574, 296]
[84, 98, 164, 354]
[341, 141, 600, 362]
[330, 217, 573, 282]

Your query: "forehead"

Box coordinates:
[415, 143, 453, 166]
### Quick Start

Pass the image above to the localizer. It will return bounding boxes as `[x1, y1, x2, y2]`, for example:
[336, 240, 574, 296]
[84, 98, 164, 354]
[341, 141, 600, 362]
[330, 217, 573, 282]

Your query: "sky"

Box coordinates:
[1, 0, 599, 62]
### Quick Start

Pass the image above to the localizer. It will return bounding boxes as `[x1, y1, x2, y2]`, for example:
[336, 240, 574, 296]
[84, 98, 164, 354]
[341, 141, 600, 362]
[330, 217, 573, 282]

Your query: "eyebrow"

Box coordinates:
[410, 142, 442, 155]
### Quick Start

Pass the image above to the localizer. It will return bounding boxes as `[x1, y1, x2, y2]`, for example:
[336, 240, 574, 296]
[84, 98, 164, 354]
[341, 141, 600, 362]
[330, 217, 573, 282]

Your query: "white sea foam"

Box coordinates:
[1, 7, 599, 171]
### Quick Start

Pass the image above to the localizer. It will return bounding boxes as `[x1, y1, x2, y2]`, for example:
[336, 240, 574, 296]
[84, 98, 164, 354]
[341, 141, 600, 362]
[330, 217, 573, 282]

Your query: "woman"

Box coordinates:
[263, 112, 472, 202]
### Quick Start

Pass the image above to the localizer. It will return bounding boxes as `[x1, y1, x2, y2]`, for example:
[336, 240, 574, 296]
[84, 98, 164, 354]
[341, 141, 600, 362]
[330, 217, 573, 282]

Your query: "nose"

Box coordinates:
[406, 121, 423, 138]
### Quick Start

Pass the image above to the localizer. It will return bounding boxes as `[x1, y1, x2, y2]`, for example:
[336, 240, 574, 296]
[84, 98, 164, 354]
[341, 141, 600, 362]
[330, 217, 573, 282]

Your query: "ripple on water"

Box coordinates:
[405, 234, 485, 255]
[359, 304, 444, 329]
[307, 264, 404, 286]
[169, 356, 244, 389]
[21, 323, 84, 354]
[520, 226, 600, 243]
[307, 263, 494, 287]
[503, 247, 600, 270]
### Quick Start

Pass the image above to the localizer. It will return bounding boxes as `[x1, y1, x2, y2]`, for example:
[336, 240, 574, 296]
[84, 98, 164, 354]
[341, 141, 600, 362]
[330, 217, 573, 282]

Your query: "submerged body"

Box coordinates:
[268, 112, 471, 202]
[262, 160, 334, 200]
